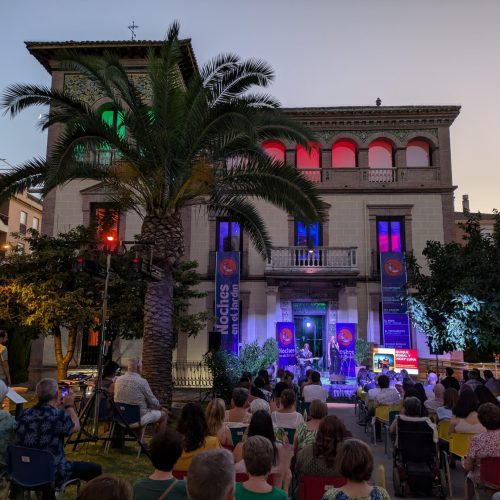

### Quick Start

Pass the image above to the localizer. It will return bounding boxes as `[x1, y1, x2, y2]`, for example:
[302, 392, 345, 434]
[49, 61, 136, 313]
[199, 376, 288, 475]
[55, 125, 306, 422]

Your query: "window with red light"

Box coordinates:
[332, 140, 356, 168]
[296, 143, 320, 169]
[368, 140, 393, 168]
[91, 203, 119, 243]
[262, 141, 285, 163]
[406, 139, 430, 167]
[377, 217, 404, 254]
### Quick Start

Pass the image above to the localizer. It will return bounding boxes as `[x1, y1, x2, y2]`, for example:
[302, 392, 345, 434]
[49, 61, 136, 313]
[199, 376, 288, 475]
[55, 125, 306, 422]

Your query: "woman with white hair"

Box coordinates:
[0, 380, 15, 472]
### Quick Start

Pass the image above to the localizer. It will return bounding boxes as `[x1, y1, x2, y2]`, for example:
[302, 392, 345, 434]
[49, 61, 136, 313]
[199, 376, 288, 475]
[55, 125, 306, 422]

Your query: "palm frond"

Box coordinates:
[0, 158, 47, 202]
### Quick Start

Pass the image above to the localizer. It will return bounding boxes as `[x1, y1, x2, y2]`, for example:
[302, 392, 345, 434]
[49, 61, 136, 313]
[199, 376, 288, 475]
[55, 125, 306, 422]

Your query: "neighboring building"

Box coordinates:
[25, 39, 461, 381]
[0, 189, 43, 255]
[454, 194, 497, 242]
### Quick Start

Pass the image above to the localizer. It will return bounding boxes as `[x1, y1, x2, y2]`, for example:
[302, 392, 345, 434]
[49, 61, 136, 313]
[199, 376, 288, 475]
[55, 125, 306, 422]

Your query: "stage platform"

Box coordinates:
[320, 374, 358, 400]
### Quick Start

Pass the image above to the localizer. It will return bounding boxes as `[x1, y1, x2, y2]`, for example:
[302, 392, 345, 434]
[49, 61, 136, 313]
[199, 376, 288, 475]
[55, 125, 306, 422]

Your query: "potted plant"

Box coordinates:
[354, 338, 370, 377]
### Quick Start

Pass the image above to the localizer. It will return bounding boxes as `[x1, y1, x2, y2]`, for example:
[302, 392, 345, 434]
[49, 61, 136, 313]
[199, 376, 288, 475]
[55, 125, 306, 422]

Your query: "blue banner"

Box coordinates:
[215, 251, 240, 355]
[380, 252, 411, 348]
[276, 322, 296, 368]
[336, 323, 356, 377]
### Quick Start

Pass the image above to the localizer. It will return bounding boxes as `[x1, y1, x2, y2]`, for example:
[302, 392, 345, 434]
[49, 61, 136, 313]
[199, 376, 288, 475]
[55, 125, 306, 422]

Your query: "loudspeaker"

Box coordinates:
[208, 331, 221, 350]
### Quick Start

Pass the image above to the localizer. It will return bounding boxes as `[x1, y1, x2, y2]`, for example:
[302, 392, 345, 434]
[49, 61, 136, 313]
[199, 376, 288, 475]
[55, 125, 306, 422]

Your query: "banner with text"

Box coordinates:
[373, 347, 418, 375]
[215, 251, 240, 355]
[336, 323, 357, 377]
[276, 322, 296, 368]
[380, 252, 411, 348]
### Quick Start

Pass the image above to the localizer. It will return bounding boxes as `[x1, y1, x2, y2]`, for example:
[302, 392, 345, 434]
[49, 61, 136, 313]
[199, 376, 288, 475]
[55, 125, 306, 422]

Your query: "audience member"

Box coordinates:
[187, 449, 235, 500]
[298, 369, 313, 390]
[206, 398, 232, 447]
[233, 410, 291, 491]
[133, 427, 187, 499]
[235, 436, 287, 500]
[303, 371, 328, 403]
[77, 475, 132, 500]
[462, 369, 470, 384]
[390, 397, 437, 445]
[113, 358, 168, 429]
[294, 399, 328, 453]
[463, 403, 500, 496]
[373, 374, 400, 407]
[258, 369, 272, 393]
[400, 388, 428, 417]
[254, 376, 272, 402]
[175, 402, 222, 471]
[271, 389, 304, 429]
[0, 380, 16, 472]
[412, 383, 428, 405]
[424, 372, 438, 399]
[475, 385, 500, 407]
[249, 398, 270, 416]
[449, 390, 485, 435]
[239, 377, 258, 404]
[442, 367, 460, 391]
[16, 378, 101, 492]
[484, 370, 500, 398]
[295, 415, 351, 492]
[436, 388, 459, 422]
[101, 361, 120, 394]
[465, 369, 483, 391]
[226, 388, 250, 424]
[270, 382, 288, 412]
[322, 438, 390, 500]
[424, 383, 445, 413]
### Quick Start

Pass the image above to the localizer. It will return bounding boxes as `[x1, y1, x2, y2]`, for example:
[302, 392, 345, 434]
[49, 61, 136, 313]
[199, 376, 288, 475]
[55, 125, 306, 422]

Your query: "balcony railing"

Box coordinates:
[298, 167, 441, 185]
[266, 246, 358, 274]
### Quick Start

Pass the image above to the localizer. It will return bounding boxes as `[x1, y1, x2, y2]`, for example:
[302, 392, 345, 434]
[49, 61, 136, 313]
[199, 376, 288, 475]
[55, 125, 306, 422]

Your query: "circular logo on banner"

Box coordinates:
[280, 327, 293, 346]
[219, 258, 238, 277]
[384, 258, 404, 277]
[338, 328, 353, 347]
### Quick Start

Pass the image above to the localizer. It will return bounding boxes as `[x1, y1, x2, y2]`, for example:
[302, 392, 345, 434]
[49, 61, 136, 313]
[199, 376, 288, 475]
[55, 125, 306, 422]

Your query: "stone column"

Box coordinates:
[266, 286, 279, 341]
[395, 147, 406, 168]
[358, 148, 369, 168]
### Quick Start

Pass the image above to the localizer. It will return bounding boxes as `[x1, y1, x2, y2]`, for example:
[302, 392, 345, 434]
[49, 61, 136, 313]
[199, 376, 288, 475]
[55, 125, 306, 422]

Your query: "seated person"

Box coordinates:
[113, 358, 168, 429]
[133, 427, 187, 499]
[449, 390, 485, 435]
[187, 449, 235, 500]
[294, 399, 328, 453]
[424, 371, 438, 399]
[441, 367, 460, 391]
[254, 376, 272, 402]
[271, 389, 304, 430]
[295, 415, 351, 492]
[463, 403, 500, 497]
[100, 361, 120, 395]
[424, 383, 445, 413]
[270, 382, 288, 413]
[0, 380, 16, 472]
[322, 438, 390, 500]
[484, 369, 500, 397]
[303, 371, 328, 403]
[175, 402, 222, 471]
[77, 475, 132, 500]
[235, 436, 287, 499]
[436, 387, 459, 422]
[225, 387, 250, 424]
[389, 397, 437, 446]
[373, 374, 400, 407]
[205, 398, 232, 447]
[16, 379, 101, 491]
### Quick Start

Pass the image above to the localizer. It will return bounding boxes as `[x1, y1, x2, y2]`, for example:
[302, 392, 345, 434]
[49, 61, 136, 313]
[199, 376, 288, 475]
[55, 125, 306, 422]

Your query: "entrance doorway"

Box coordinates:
[294, 315, 325, 369]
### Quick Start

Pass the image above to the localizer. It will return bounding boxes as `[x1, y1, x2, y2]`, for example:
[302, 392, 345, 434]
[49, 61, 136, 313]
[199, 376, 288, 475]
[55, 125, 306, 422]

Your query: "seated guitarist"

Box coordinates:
[296, 343, 314, 378]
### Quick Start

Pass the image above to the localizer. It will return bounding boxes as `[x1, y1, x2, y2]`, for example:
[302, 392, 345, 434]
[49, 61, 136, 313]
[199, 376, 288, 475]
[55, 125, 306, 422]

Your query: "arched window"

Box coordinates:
[296, 142, 320, 169]
[406, 139, 430, 167]
[100, 106, 126, 140]
[368, 140, 393, 168]
[332, 140, 356, 168]
[263, 140, 285, 163]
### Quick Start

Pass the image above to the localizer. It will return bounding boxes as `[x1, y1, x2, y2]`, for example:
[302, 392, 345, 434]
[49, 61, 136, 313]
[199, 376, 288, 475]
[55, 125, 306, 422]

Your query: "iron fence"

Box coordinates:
[172, 361, 213, 388]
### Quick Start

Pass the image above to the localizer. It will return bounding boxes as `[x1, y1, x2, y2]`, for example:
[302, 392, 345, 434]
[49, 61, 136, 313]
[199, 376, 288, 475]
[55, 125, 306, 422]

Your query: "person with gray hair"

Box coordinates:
[225, 387, 250, 424]
[113, 358, 168, 431]
[187, 448, 235, 500]
[0, 379, 15, 472]
[16, 378, 101, 492]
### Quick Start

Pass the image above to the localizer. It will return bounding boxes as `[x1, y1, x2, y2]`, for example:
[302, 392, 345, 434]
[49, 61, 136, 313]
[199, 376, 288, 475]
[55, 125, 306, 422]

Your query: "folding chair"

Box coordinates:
[382, 410, 399, 455]
[299, 475, 346, 500]
[473, 457, 500, 499]
[437, 420, 450, 442]
[449, 432, 472, 459]
[229, 426, 247, 446]
[6, 445, 80, 499]
[104, 402, 148, 457]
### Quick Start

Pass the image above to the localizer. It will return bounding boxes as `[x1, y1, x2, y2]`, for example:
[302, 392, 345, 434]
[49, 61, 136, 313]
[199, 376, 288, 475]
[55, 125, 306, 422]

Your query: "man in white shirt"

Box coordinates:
[302, 371, 328, 402]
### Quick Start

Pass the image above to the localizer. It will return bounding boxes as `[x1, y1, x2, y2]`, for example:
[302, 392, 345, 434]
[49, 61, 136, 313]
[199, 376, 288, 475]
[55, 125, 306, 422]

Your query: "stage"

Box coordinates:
[320, 374, 358, 400]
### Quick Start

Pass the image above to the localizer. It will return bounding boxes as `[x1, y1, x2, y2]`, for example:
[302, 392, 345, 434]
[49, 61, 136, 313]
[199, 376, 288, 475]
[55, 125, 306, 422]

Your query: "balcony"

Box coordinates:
[266, 246, 358, 275]
[298, 167, 441, 186]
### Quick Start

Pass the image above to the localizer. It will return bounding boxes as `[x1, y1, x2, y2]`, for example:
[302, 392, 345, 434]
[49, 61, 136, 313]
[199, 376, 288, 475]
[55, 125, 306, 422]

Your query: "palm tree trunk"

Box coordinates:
[141, 211, 184, 406]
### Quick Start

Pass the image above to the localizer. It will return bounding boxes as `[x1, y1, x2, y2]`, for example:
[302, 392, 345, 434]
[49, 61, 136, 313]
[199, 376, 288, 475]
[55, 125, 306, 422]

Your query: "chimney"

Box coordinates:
[462, 194, 470, 213]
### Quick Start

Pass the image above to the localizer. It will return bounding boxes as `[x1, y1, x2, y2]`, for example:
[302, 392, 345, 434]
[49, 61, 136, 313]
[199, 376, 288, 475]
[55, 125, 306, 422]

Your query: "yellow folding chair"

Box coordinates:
[449, 432, 472, 459]
[437, 420, 450, 442]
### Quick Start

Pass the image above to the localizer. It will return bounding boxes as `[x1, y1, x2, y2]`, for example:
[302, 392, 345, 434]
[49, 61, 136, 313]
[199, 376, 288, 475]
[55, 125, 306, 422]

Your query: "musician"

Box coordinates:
[296, 343, 313, 378]
[327, 336, 340, 375]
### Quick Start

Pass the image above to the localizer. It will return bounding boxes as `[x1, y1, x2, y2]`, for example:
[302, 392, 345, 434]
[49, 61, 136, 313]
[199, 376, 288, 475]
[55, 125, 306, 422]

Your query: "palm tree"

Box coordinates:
[1, 22, 326, 404]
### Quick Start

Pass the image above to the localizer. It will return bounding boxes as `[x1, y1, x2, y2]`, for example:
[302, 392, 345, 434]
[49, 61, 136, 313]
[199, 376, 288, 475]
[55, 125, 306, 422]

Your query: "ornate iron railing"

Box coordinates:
[172, 361, 213, 388]
[266, 246, 358, 273]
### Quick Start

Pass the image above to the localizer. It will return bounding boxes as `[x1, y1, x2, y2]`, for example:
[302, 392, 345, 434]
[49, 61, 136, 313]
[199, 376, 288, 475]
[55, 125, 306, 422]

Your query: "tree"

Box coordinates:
[0, 228, 208, 381]
[406, 212, 500, 355]
[0, 23, 326, 403]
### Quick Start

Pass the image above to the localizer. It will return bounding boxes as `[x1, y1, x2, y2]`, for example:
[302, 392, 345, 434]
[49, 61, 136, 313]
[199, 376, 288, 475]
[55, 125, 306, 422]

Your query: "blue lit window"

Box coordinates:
[295, 221, 322, 247]
[377, 218, 403, 253]
[217, 220, 241, 251]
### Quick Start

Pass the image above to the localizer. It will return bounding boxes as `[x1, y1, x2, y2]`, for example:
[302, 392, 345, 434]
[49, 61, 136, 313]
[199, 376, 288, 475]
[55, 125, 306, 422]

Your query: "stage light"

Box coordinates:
[306, 321, 312, 328]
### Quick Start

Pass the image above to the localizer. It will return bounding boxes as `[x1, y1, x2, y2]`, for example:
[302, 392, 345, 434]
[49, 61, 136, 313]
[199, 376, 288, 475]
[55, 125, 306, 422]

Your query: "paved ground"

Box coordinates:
[328, 403, 465, 499]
